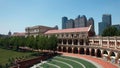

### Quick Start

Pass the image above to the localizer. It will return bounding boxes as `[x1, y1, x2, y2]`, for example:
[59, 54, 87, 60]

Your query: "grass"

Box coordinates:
[0, 48, 35, 66]
[40, 56, 97, 68]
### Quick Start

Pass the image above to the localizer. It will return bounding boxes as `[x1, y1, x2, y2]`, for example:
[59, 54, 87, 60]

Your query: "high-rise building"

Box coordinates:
[99, 22, 108, 35]
[79, 15, 87, 27]
[62, 15, 94, 31]
[74, 15, 87, 28]
[102, 14, 112, 26]
[66, 19, 74, 28]
[87, 17, 94, 31]
[62, 17, 68, 29]
[74, 15, 81, 28]
[112, 24, 120, 30]
[99, 14, 112, 35]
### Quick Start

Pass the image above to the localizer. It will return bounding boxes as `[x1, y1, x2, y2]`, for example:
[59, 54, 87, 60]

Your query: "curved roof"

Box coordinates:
[45, 25, 91, 34]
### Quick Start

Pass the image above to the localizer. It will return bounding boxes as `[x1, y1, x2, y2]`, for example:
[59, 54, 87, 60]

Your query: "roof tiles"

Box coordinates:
[45, 26, 90, 34]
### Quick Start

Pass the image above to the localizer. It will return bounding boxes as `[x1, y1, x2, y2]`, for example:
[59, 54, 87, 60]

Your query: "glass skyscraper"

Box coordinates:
[62, 15, 94, 31]
[102, 14, 112, 26]
[99, 14, 112, 35]
[62, 17, 68, 29]
[87, 17, 94, 31]
[66, 19, 74, 28]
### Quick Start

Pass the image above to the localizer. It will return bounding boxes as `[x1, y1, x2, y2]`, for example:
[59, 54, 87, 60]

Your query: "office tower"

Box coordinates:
[102, 14, 112, 26]
[74, 15, 80, 28]
[87, 17, 94, 31]
[79, 15, 87, 27]
[74, 15, 87, 28]
[62, 15, 93, 30]
[62, 17, 68, 29]
[99, 14, 112, 35]
[98, 22, 108, 35]
[112, 24, 120, 30]
[66, 19, 74, 28]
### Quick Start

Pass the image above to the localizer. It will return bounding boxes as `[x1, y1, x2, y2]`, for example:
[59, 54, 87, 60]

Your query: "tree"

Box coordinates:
[48, 35, 58, 51]
[117, 30, 120, 36]
[102, 26, 118, 36]
[37, 36, 46, 51]
[25, 36, 34, 48]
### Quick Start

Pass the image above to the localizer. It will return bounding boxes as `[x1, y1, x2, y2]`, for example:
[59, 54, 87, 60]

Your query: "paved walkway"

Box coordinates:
[61, 52, 118, 68]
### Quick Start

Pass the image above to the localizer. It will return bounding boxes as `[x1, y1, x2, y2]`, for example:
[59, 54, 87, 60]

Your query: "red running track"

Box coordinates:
[61, 52, 118, 68]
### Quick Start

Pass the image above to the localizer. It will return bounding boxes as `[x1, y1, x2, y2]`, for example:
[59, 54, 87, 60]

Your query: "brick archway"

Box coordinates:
[86, 48, 90, 55]
[103, 50, 108, 55]
[91, 48, 95, 56]
[73, 47, 78, 54]
[80, 48, 85, 54]
[58, 46, 62, 52]
[68, 47, 72, 53]
[96, 49, 102, 57]
[68, 39, 72, 45]
[110, 51, 116, 57]
[63, 47, 67, 52]
[63, 39, 67, 44]
[73, 39, 78, 45]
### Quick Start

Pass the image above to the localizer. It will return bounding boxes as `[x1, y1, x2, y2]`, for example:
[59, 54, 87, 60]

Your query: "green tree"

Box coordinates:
[117, 30, 120, 36]
[48, 35, 58, 51]
[102, 26, 118, 36]
[25, 36, 34, 48]
[37, 36, 46, 51]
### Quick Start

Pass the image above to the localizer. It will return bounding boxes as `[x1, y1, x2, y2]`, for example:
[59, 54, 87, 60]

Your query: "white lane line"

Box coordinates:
[55, 57, 86, 68]
[52, 59, 73, 68]
[46, 63, 61, 68]
[65, 56, 102, 68]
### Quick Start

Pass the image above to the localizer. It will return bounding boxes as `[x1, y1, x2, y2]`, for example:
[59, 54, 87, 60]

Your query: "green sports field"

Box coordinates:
[33, 56, 97, 68]
[0, 48, 35, 66]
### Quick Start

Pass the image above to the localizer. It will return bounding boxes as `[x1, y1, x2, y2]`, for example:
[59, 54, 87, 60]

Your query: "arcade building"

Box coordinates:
[45, 25, 120, 65]
[25, 25, 120, 65]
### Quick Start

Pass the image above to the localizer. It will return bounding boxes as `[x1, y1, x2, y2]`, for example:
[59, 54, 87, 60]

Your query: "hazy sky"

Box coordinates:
[0, 0, 120, 35]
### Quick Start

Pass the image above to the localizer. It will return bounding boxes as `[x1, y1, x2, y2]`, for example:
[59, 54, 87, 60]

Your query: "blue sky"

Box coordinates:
[0, 0, 120, 35]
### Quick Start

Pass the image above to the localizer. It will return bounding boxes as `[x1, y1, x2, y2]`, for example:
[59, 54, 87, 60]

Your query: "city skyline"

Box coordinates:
[62, 15, 94, 32]
[0, 0, 120, 34]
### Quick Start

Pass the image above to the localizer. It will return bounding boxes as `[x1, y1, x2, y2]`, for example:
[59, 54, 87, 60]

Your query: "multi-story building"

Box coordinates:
[73, 15, 87, 28]
[12, 32, 25, 37]
[45, 25, 120, 66]
[45, 25, 95, 47]
[74, 15, 81, 28]
[87, 17, 94, 31]
[25, 25, 58, 37]
[102, 14, 112, 26]
[62, 15, 94, 31]
[99, 14, 112, 35]
[66, 19, 74, 28]
[79, 15, 87, 27]
[98, 22, 108, 35]
[112, 24, 120, 30]
[62, 17, 68, 29]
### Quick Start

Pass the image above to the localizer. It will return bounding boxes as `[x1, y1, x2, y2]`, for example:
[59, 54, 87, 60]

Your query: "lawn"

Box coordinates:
[0, 48, 35, 66]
